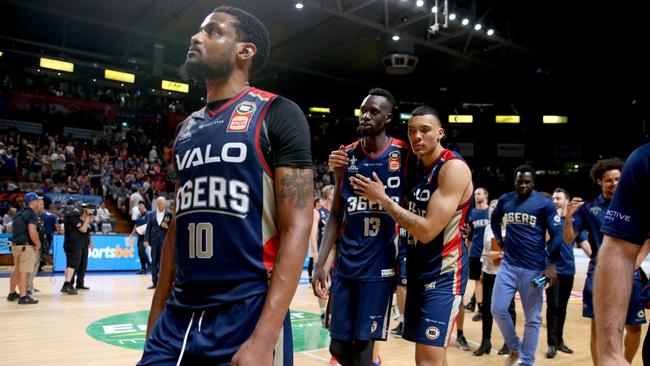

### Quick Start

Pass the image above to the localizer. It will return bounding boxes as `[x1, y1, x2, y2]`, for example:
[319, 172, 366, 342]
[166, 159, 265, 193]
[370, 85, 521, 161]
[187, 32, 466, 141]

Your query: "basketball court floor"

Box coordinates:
[1, 263, 646, 366]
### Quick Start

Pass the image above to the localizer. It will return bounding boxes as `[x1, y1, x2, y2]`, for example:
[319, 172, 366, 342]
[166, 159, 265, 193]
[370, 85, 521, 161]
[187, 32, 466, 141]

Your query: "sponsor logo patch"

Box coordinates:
[381, 268, 395, 277]
[371, 321, 378, 333]
[227, 101, 257, 132]
[389, 151, 401, 171]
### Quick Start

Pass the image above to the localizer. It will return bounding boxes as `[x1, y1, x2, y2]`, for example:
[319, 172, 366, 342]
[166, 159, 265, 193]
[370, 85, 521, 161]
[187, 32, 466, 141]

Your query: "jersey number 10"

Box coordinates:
[188, 223, 213, 258]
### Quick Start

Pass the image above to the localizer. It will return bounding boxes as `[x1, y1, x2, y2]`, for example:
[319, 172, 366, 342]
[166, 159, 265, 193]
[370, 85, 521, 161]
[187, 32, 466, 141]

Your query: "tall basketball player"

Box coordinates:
[138, 6, 313, 366]
[349, 105, 472, 366]
[313, 88, 410, 366]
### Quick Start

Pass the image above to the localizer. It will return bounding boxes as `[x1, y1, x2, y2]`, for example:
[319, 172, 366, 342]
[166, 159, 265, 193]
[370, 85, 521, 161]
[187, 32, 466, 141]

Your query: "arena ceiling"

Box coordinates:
[0, 0, 647, 114]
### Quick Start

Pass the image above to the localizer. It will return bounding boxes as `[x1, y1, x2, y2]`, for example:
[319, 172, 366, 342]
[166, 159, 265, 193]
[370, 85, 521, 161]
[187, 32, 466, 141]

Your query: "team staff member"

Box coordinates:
[490, 165, 560, 366]
[349, 105, 472, 366]
[129, 202, 151, 274]
[144, 197, 172, 289]
[139, 6, 313, 366]
[6, 192, 43, 305]
[465, 187, 490, 321]
[61, 201, 93, 295]
[564, 159, 646, 365]
[594, 143, 650, 366]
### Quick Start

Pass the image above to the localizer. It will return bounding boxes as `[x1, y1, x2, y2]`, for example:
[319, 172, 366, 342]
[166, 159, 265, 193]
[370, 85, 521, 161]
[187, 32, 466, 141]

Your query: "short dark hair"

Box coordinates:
[213, 6, 270, 74]
[553, 187, 570, 200]
[368, 88, 396, 110]
[514, 164, 536, 181]
[589, 158, 624, 184]
[411, 105, 440, 120]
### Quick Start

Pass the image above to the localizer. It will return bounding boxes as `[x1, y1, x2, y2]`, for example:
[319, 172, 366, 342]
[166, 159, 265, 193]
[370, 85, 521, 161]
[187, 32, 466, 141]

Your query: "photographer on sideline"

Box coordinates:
[61, 200, 93, 295]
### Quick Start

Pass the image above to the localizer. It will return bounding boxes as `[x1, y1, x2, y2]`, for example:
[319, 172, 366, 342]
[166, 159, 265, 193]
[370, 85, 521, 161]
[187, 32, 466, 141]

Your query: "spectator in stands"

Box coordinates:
[2, 207, 16, 233]
[144, 197, 171, 289]
[129, 202, 150, 275]
[94, 201, 114, 233]
[129, 186, 144, 220]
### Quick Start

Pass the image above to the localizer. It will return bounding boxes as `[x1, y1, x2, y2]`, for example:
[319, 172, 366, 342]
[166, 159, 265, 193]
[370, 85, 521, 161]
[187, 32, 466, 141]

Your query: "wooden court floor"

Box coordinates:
[0, 267, 646, 366]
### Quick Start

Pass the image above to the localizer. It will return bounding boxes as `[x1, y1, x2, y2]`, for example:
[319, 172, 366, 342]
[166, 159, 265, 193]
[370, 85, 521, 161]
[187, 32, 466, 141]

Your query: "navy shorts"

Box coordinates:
[329, 276, 394, 341]
[398, 258, 407, 287]
[403, 286, 462, 348]
[138, 293, 293, 366]
[583, 268, 647, 325]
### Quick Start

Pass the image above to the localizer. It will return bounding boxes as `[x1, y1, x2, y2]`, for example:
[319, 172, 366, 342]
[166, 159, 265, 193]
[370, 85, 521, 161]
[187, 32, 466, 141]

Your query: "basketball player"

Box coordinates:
[310, 185, 334, 321]
[490, 165, 561, 366]
[312, 88, 410, 366]
[349, 105, 472, 366]
[466, 187, 490, 321]
[138, 6, 313, 366]
[594, 143, 650, 365]
[564, 158, 646, 365]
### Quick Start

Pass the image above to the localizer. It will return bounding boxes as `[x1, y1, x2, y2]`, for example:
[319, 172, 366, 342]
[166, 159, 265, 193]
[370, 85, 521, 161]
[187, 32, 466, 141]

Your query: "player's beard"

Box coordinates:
[180, 53, 233, 83]
[357, 125, 382, 137]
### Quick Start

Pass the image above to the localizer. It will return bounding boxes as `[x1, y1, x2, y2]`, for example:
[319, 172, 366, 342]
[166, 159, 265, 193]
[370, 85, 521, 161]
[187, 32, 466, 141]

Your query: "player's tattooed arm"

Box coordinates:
[278, 168, 314, 209]
[382, 198, 417, 230]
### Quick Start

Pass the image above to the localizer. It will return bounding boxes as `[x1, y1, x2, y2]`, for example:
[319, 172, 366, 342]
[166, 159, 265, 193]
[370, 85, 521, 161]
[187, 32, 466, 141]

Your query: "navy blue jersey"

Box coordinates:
[171, 88, 284, 309]
[491, 191, 558, 272]
[397, 227, 408, 261]
[603, 143, 650, 245]
[406, 149, 470, 295]
[315, 205, 330, 250]
[468, 207, 489, 258]
[572, 194, 610, 262]
[547, 214, 588, 276]
[39, 210, 59, 237]
[336, 138, 410, 281]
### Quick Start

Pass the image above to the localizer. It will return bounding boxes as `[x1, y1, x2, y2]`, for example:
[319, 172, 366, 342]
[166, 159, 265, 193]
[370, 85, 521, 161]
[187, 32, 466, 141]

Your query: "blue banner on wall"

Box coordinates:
[45, 193, 103, 206]
[0, 234, 11, 255]
[52, 234, 142, 272]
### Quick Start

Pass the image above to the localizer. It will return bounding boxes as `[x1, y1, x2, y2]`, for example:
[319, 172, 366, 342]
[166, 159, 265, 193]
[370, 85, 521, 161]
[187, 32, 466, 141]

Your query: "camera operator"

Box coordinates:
[61, 201, 93, 295]
[6, 192, 43, 305]
[72, 206, 94, 291]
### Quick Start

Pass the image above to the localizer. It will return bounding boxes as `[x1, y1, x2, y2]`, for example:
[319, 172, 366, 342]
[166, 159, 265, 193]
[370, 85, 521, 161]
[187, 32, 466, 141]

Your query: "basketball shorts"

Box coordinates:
[469, 256, 482, 281]
[403, 285, 462, 348]
[138, 292, 292, 366]
[398, 258, 407, 287]
[328, 276, 394, 341]
[583, 268, 647, 325]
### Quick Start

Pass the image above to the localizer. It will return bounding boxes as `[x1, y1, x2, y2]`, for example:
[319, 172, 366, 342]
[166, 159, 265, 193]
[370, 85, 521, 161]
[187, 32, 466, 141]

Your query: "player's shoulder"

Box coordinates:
[391, 138, 410, 149]
[625, 143, 650, 171]
[344, 140, 360, 152]
[499, 191, 517, 201]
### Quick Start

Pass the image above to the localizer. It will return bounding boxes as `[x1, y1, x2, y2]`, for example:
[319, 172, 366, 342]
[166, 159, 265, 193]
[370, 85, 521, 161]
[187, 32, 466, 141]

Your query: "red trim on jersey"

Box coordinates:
[361, 137, 393, 160]
[254, 91, 278, 177]
[204, 87, 253, 117]
[391, 138, 409, 148]
[344, 140, 359, 152]
[263, 234, 280, 272]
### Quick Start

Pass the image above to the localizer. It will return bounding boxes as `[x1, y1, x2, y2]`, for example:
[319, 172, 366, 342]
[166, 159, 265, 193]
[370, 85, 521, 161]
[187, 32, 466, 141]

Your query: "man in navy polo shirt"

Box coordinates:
[594, 143, 650, 366]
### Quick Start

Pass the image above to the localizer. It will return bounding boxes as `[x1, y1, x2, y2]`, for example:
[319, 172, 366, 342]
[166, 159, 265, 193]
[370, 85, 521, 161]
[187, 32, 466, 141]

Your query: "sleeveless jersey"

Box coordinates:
[315, 205, 330, 250]
[406, 149, 470, 295]
[170, 87, 280, 310]
[336, 137, 410, 281]
[572, 194, 611, 274]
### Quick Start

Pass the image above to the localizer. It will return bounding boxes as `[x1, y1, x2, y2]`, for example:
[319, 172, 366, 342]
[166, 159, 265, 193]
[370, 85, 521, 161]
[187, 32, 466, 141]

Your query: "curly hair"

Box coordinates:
[589, 158, 624, 184]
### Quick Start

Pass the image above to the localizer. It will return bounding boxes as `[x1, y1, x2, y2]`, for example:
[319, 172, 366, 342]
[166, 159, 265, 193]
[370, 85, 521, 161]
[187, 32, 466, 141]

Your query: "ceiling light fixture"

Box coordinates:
[295, 1, 304, 9]
[461, 18, 469, 26]
[474, 24, 482, 31]
[449, 13, 456, 20]
[416, 0, 424, 7]
[392, 33, 400, 41]
[431, 6, 437, 13]
[487, 29, 495, 36]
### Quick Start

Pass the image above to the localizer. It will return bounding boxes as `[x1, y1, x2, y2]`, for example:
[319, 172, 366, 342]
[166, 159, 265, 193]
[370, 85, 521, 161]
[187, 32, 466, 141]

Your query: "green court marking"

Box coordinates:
[86, 310, 330, 352]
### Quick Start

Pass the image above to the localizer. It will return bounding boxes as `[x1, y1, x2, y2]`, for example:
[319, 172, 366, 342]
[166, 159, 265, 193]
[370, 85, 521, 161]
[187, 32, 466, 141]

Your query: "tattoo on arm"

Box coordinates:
[383, 197, 417, 230]
[279, 169, 314, 209]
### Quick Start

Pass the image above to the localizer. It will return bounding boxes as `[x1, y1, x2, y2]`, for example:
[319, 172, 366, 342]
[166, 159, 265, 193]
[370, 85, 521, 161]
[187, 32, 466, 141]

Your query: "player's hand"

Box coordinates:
[89, 242, 94, 250]
[312, 265, 331, 299]
[566, 197, 584, 217]
[460, 223, 471, 241]
[544, 263, 557, 287]
[144, 241, 149, 248]
[231, 336, 274, 366]
[349, 172, 386, 204]
[328, 146, 349, 172]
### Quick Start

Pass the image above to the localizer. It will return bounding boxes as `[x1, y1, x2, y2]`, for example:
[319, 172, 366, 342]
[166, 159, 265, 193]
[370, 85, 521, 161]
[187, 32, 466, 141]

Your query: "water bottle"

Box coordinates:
[530, 274, 547, 288]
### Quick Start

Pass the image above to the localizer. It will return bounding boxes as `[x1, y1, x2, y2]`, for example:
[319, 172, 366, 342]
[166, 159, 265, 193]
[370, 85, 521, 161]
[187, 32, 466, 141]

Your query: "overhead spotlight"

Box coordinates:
[92, 78, 96, 82]
[295, 1, 304, 9]
[474, 23, 482, 31]
[487, 29, 495, 36]
[461, 18, 469, 26]
[416, 0, 424, 7]
[431, 6, 437, 13]
[449, 13, 456, 20]
[392, 33, 400, 41]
